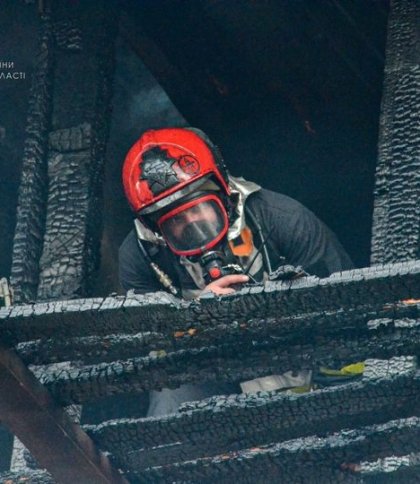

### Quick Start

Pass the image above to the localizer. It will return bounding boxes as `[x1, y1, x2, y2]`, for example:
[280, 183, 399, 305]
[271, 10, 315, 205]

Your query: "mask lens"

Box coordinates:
[158, 196, 228, 255]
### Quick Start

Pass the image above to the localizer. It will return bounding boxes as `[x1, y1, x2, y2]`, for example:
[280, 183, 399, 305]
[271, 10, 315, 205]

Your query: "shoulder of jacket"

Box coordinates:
[246, 188, 305, 214]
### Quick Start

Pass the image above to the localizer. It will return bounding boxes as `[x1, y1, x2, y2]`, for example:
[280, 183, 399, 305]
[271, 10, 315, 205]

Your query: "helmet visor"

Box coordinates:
[157, 194, 228, 256]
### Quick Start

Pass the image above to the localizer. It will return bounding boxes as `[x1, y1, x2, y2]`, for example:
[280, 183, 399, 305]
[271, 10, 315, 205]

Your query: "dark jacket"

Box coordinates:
[119, 189, 353, 294]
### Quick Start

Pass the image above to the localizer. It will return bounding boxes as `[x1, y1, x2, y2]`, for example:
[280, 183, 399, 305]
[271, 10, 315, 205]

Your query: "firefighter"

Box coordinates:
[119, 127, 353, 415]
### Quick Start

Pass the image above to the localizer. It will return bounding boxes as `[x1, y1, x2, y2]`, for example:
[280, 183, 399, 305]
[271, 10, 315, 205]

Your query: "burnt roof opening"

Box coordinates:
[0, 0, 389, 295]
[98, 0, 389, 294]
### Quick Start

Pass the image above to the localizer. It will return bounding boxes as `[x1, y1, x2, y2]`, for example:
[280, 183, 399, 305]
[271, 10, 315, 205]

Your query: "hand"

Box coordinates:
[201, 274, 249, 296]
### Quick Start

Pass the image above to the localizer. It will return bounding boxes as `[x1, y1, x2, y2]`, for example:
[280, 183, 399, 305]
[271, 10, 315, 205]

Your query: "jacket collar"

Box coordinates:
[227, 175, 261, 239]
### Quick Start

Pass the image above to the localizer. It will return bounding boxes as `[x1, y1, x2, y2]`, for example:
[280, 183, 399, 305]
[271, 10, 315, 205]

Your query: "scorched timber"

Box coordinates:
[0, 260, 419, 344]
[33, 317, 420, 404]
[127, 417, 420, 484]
[84, 358, 419, 468]
[12, 303, 420, 366]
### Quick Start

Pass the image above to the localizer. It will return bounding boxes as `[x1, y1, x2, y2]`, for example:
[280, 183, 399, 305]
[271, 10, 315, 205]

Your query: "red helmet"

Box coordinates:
[122, 127, 230, 216]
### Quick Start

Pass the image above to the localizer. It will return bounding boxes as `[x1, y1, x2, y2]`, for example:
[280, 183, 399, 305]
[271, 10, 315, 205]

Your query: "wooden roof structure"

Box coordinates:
[0, 0, 419, 482]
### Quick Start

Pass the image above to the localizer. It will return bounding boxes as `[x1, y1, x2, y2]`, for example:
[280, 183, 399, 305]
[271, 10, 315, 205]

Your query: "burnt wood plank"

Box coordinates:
[85, 358, 419, 467]
[0, 344, 127, 484]
[371, 0, 420, 263]
[12, 304, 420, 366]
[130, 417, 420, 483]
[0, 260, 419, 345]
[35, 320, 420, 404]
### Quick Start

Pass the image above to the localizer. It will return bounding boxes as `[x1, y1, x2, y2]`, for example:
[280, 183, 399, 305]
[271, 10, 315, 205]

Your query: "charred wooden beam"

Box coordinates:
[355, 453, 420, 483]
[85, 358, 419, 468]
[36, 0, 118, 300]
[10, 15, 54, 304]
[15, 331, 163, 366]
[7, 0, 120, 474]
[128, 417, 420, 483]
[0, 344, 127, 483]
[0, 261, 417, 403]
[0, 260, 419, 345]
[31, 317, 419, 404]
[12, 303, 420, 366]
[371, 0, 420, 264]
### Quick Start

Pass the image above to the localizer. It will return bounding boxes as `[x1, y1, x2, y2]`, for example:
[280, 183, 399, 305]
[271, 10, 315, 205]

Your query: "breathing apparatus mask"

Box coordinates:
[150, 191, 243, 284]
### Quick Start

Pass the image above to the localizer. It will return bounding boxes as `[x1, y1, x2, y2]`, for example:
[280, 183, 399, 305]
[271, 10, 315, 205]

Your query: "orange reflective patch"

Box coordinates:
[229, 226, 254, 257]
